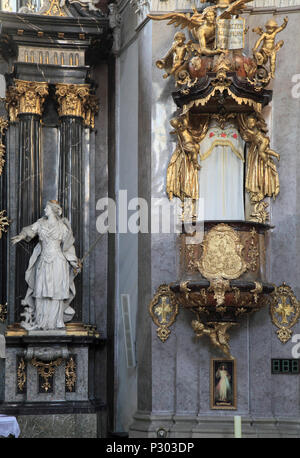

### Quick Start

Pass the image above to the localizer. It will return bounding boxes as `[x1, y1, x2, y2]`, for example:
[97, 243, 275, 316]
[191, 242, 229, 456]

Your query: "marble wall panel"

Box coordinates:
[4, 348, 26, 402]
[17, 413, 97, 438]
[116, 39, 139, 432]
[93, 63, 109, 337]
[136, 21, 153, 415]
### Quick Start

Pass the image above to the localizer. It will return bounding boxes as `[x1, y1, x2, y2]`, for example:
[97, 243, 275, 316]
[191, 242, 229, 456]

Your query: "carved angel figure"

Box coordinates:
[171, 114, 202, 170]
[253, 17, 288, 78]
[166, 114, 210, 201]
[238, 113, 280, 199]
[149, 8, 221, 57]
[192, 319, 236, 359]
[156, 32, 192, 81]
[11, 200, 82, 331]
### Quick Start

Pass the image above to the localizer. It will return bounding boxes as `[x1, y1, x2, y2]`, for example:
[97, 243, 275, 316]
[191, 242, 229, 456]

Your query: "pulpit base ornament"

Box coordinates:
[149, 222, 274, 359]
[149, 278, 273, 359]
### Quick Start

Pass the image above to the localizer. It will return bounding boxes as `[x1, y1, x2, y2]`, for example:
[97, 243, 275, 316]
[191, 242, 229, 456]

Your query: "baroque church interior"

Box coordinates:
[0, 0, 300, 439]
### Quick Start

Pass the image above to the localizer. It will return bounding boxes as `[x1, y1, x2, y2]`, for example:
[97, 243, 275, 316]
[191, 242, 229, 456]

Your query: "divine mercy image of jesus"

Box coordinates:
[211, 359, 236, 409]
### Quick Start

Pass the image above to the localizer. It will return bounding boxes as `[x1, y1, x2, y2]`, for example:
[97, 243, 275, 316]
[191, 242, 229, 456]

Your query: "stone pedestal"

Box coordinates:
[0, 333, 106, 437]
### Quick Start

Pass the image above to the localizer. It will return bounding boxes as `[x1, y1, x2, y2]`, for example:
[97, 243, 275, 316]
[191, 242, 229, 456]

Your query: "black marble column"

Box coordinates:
[15, 113, 42, 320]
[58, 116, 84, 321]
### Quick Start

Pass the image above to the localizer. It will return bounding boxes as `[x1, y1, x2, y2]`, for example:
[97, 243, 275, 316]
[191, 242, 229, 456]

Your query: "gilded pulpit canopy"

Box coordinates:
[149, 0, 285, 222]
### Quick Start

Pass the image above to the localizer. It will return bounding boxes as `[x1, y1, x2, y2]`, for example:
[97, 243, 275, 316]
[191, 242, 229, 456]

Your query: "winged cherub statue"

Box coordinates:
[191, 319, 237, 359]
[155, 31, 192, 81]
[253, 17, 288, 79]
[149, 7, 221, 57]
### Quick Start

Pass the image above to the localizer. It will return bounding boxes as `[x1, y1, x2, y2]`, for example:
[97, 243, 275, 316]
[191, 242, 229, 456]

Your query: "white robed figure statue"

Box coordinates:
[12, 200, 82, 331]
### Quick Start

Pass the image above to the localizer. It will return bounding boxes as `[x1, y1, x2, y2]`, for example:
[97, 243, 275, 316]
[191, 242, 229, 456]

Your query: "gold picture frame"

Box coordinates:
[210, 358, 237, 410]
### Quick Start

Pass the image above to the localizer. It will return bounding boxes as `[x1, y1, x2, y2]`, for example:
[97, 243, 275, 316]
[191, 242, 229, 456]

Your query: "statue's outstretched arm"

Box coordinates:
[11, 222, 38, 245]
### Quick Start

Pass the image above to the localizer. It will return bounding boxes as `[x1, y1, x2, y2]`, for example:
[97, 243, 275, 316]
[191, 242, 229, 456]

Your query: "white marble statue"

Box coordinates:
[11, 200, 82, 331]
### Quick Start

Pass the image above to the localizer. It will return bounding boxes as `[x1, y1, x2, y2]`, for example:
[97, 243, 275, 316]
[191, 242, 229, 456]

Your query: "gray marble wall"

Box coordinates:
[247, 10, 300, 418]
[90, 63, 110, 410]
[115, 41, 139, 431]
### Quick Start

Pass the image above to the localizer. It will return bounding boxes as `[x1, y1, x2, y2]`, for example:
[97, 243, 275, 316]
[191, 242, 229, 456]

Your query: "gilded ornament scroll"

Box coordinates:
[270, 283, 300, 343]
[0, 210, 10, 239]
[65, 355, 77, 392]
[149, 284, 179, 342]
[16, 356, 27, 394]
[31, 357, 63, 393]
[0, 117, 8, 176]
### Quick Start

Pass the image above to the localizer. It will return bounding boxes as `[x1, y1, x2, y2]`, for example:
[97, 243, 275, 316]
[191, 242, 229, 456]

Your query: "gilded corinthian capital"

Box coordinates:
[55, 83, 90, 118]
[12, 80, 49, 117]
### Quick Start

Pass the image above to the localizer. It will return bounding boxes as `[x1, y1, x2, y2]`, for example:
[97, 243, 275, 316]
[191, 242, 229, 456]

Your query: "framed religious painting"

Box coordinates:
[210, 358, 237, 410]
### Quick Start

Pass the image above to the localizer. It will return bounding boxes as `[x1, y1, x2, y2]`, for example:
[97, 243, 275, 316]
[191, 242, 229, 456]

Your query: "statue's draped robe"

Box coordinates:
[20, 217, 78, 330]
[199, 122, 245, 220]
[167, 145, 200, 200]
[237, 113, 280, 200]
[166, 116, 209, 201]
[245, 141, 280, 199]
